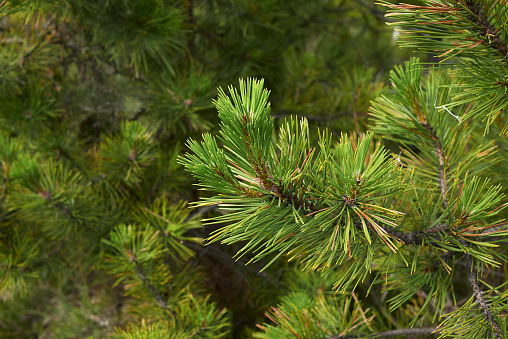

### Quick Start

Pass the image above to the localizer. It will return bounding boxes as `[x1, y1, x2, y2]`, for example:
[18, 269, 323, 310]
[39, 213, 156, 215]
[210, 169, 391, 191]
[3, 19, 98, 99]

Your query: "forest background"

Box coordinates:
[1, 0, 507, 338]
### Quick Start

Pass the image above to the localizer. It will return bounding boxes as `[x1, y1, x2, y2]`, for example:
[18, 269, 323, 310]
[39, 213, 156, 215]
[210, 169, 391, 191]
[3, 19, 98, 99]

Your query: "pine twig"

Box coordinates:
[134, 260, 168, 309]
[378, 222, 449, 245]
[466, 253, 503, 339]
[463, 0, 508, 58]
[405, 80, 448, 208]
[383, 0, 508, 59]
[421, 122, 447, 208]
[40, 189, 83, 226]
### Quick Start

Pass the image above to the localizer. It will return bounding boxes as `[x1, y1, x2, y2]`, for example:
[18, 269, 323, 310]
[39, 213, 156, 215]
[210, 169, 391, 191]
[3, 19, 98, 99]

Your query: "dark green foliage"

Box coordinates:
[254, 291, 372, 338]
[381, 0, 508, 131]
[109, 295, 230, 339]
[183, 74, 508, 337]
[181, 79, 406, 294]
[4, 0, 508, 338]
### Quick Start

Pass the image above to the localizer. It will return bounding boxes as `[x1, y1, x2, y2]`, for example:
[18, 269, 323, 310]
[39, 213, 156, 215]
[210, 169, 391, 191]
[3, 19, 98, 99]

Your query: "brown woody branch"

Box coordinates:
[407, 87, 448, 208]
[466, 253, 502, 339]
[378, 222, 452, 245]
[463, 0, 508, 58]
[236, 103, 501, 338]
[383, 1, 508, 58]
[421, 121, 448, 208]
[252, 150, 450, 246]
[236, 118, 456, 247]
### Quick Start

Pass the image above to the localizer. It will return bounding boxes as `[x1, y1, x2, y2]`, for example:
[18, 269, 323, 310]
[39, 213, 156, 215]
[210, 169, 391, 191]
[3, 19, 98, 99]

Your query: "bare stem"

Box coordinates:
[378, 222, 450, 245]
[466, 253, 502, 339]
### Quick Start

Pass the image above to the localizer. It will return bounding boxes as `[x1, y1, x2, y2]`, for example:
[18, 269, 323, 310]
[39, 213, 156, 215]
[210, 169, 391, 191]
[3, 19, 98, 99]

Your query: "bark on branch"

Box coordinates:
[463, 0, 508, 58]
[466, 253, 502, 339]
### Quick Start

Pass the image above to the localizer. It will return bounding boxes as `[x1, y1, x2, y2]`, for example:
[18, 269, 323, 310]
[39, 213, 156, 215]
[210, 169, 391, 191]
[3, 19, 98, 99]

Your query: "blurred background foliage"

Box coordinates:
[0, 0, 432, 338]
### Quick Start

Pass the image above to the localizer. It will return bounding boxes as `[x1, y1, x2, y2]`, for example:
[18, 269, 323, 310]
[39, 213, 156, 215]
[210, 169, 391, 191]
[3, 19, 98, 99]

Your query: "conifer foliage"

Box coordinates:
[184, 71, 508, 337]
[2, 0, 508, 338]
[182, 1, 508, 337]
[182, 79, 406, 292]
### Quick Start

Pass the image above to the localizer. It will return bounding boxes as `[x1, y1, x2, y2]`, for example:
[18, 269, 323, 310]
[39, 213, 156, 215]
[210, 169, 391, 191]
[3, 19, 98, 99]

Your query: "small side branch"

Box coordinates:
[466, 254, 502, 339]
[39, 189, 84, 226]
[422, 122, 447, 208]
[463, 0, 508, 58]
[277, 187, 319, 213]
[379, 226, 423, 244]
[134, 260, 168, 309]
[408, 93, 448, 208]
[378, 222, 449, 245]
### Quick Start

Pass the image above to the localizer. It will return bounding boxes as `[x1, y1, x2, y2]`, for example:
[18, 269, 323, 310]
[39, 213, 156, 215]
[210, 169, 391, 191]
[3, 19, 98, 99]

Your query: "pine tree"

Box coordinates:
[182, 1, 508, 338]
[5, 0, 508, 338]
[0, 0, 412, 338]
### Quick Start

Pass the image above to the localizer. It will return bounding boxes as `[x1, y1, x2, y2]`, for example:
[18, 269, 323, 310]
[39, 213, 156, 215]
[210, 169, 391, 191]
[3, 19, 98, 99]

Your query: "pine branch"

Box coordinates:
[378, 222, 449, 245]
[421, 122, 448, 208]
[336, 327, 439, 338]
[462, 0, 508, 58]
[466, 253, 502, 339]
[39, 189, 83, 226]
[404, 81, 448, 208]
[382, 0, 508, 60]
[134, 259, 168, 310]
